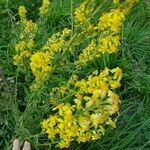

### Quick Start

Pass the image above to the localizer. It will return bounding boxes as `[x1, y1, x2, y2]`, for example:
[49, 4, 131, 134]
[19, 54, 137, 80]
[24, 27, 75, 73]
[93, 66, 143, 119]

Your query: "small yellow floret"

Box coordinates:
[18, 6, 26, 18]
[113, 0, 119, 4]
[39, 0, 50, 15]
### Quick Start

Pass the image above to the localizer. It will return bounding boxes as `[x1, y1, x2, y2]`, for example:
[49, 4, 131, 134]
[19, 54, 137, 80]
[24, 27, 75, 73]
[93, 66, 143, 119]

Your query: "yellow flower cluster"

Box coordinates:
[74, 0, 95, 26]
[113, 0, 139, 5]
[77, 0, 139, 65]
[13, 0, 138, 79]
[39, 0, 50, 15]
[18, 5, 27, 18]
[30, 51, 52, 80]
[40, 1, 137, 148]
[113, 0, 119, 4]
[78, 33, 121, 65]
[13, 0, 138, 149]
[29, 28, 71, 81]
[78, 40, 98, 64]
[99, 34, 121, 53]
[98, 8, 124, 32]
[42, 67, 122, 148]
[13, 6, 37, 66]
[77, 7, 125, 65]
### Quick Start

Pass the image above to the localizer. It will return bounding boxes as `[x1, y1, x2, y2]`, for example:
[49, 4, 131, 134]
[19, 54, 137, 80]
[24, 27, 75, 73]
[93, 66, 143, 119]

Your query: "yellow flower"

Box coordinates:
[47, 128, 58, 138]
[27, 38, 35, 49]
[77, 132, 91, 143]
[110, 9, 125, 32]
[13, 51, 31, 65]
[79, 116, 90, 131]
[109, 80, 121, 89]
[113, 0, 119, 4]
[74, 0, 95, 26]
[23, 20, 37, 35]
[15, 41, 26, 51]
[91, 131, 99, 140]
[30, 51, 52, 80]
[98, 8, 124, 33]
[91, 113, 106, 126]
[111, 67, 122, 81]
[98, 13, 111, 30]
[106, 90, 120, 114]
[64, 112, 74, 126]
[64, 124, 79, 138]
[39, 0, 50, 15]
[49, 115, 59, 127]
[106, 118, 116, 128]
[78, 40, 97, 64]
[99, 35, 121, 53]
[74, 10, 86, 23]
[86, 99, 94, 108]
[42, 67, 122, 148]
[58, 139, 70, 148]
[41, 119, 49, 129]
[18, 6, 26, 18]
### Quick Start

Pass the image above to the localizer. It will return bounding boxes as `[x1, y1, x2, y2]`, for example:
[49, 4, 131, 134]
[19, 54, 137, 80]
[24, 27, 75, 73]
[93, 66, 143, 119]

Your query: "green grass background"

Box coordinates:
[0, 0, 150, 149]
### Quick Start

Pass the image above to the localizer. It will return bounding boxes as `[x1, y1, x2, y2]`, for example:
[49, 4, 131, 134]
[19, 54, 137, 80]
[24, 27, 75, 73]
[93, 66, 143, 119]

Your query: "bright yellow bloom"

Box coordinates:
[78, 116, 90, 131]
[42, 68, 122, 148]
[78, 40, 97, 64]
[13, 7, 37, 67]
[111, 67, 122, 81]
[91, 113, 106, 126]
[77, 132, 91, 143]
[18, 6, 26, 18]
[59, 139, 70, 149]
[42, 119, 49, 129]
[15, 41, 26, 51]
[39, 0, 50, 15]
[99, 35, 121, 53]
[106, 118, 116, 128]
[98, 8, 124, 33]
[47, 128, 58, 138]
[30, 51, 52, 80]
[74, 0, 95, 26]
[113, 0, 119, 4]
[23, 20, 37, 35]
[14, 0, 138, 148]
[13, 51, 31, 65]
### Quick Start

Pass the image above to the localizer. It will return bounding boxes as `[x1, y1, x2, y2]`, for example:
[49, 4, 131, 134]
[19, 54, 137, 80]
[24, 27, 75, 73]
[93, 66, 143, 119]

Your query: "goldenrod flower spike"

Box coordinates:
[18, 6, 27, 19]
[39, 0, 50, 15]
[13, 6, 37, 66]
[42, 68, 122, 148]
[13, 1, 138, 148]
[74, 0, 95, 26]
[30, 51, 52, 80]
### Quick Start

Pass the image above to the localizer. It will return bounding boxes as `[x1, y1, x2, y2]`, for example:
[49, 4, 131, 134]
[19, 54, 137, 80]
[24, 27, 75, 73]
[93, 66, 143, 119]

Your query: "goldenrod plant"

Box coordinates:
[12, 0, 139, 149]
[42, 67, 122, 148]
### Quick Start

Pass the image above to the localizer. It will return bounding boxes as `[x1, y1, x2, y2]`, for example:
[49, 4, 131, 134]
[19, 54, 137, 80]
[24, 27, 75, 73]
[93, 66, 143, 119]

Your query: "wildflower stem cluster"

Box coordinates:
[13, 0, 138, 149]
[43, 67, 122, 148]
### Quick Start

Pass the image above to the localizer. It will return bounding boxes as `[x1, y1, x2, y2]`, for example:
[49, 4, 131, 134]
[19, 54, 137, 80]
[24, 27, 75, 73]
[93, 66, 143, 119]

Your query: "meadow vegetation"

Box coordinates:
[0, 0, 150, 149]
